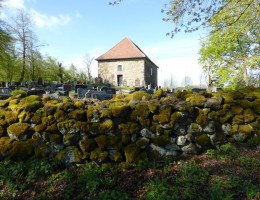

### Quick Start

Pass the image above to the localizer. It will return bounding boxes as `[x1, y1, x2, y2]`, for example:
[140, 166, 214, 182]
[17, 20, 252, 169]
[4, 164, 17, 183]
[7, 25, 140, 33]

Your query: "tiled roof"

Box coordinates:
[96, 37, 148, 61]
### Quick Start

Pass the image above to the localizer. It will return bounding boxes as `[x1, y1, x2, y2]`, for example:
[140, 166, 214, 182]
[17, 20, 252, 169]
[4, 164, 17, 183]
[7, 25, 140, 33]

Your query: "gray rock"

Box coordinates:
[233, 132, 248, 142]
[140, 128, 155, 139]
[185, 133, 194, 142]
[177, 136, 187, 146]
[204, 97, 223, 109]
[203, 121, 216, 133]
[149, 143, 177, 156]
[222, 123, 232, 135]
[165, 143, 180, 151]
[181, 143, 198, 154]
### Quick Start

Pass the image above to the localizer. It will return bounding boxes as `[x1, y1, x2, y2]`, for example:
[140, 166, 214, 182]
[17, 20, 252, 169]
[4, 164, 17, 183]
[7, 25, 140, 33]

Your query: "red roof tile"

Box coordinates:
[96, 37, 148, 60]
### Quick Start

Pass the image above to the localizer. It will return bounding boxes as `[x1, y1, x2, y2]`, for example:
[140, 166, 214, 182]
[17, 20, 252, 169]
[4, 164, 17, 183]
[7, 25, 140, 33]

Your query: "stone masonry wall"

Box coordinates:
[0, 87, 259, 167]
[98, 59, 145, 86]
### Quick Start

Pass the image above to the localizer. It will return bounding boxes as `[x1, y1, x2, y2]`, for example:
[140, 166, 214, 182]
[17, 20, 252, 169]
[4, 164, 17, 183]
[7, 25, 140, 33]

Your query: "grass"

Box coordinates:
[0, 143, 259, 199]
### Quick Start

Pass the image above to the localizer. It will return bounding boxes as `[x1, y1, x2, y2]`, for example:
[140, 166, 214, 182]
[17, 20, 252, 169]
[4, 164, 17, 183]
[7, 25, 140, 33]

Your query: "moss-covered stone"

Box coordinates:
[7, 122, 31, 141]
[251, 99, 260, 113]
[34, 143, 51, 157]
[130, 101, 150, 121]
[152, 135, 170, 146]
[195, 134, 211, 147]
[153, 105, 172, 124]
[68, 109, 86, 121]
[50, 134, 63, 144]
[109, 103, 131, 118]
[108, 149, 122, 162]
[185, 93, 206, 107]
[124, 144, 143, 163]
[24, 101, 43, 112]
[210, 132, 226, 145]
[243, 109, 255, 123]
[220, 113, 232, 124]
[196, 109, 208, 126]
[90, 148, 108, 162]
[136, 137, 150, 149]
[55, 146, 82, 165]
[63, 133, 80, 146]
[100, 108, 112, 119]
[18, 110, 33, 123]
[54, 110, 68, 122]
[232, 115, 244, 125]
[238, 125, 253, 135]
[34, 123, 46, 132]
[74, 100, 86, 109]
[79, 139, 97, 152]
[0, 100, 9, 108]
[124, 91, 151, 102]
[152, 88, 164, 99]
[99, 119, 113, 134]
[42, 115, 56, 126]
[0, 137, 33, 159]
[188, 123, 202, 134]
[57, 120, 80, 135]
[0, 125, 6, 137]
[43, 106, 57, 116]
[45, 124, 58, 133]
[4, 110, 18, 125]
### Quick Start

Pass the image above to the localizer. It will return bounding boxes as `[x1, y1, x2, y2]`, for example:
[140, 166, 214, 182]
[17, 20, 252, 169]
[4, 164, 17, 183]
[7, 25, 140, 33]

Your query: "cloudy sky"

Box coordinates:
[1, 0, 206, 87]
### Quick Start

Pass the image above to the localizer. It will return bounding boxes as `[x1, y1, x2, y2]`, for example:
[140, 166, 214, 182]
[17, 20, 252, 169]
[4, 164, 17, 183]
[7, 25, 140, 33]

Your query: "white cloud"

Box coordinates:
[3, 0, 26, 9]
[75, 11, 81, 19]
[30, 9, 71, 28]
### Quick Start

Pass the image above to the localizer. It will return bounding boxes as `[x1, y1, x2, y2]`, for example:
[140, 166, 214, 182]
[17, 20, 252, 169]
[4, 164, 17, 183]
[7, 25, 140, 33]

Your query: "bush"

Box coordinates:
[11, 89, 26, 97]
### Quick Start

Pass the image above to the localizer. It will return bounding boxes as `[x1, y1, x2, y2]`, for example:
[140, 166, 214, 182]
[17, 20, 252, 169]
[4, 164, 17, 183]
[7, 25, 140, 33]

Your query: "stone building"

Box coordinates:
[96, 37, 158, 87]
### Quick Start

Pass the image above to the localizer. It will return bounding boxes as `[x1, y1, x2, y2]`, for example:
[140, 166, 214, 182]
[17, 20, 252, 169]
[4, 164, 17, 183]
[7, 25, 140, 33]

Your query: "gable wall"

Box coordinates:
[98, 59, 145, 86]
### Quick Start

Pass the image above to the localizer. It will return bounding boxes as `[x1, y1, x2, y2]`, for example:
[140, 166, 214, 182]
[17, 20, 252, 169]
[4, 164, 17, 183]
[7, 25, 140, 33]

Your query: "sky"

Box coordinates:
[1, 0, 206, 87]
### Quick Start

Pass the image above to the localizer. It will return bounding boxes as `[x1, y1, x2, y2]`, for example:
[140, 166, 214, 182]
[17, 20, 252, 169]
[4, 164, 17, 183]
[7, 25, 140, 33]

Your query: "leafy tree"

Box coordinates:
[83, 54, 94, 83]
[199, 0, 260, 89]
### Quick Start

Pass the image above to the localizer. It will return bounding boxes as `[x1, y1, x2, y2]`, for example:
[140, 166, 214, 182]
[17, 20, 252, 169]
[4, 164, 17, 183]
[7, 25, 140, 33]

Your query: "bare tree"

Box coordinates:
[182, 75, 192, 88]
[8, 9, 34, 83]
[83, 54, 94, 83]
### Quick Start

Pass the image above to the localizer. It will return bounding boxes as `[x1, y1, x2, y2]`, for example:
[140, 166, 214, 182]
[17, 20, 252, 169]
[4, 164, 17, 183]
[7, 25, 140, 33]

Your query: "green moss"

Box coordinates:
[42, 115, 56, 126]
[30, 115, 42, 125]
[34, 124, 46, 132]
[108, 150, 122, 162]
[152, 135, 170, 146]
[189, 123, 202, 134]
[208, 111, 220, 121]
[238, 125, 253, 135]
[99, 119, 113, 134]
[195, 134, 211, 147]
[18, 110, 33, 123]
[45, 124, 58, 133]
[79, 139, 97, 152]
[251, 99, 260, 113]
[130, 102, 150, 121]
[0, 126, 6, 137]
[63, 133, 79, 146]
[136, 137, 150, 149]
[211, 132, 226, 144]
[95, 135, 110, 149]
[140, 118, 150, 127]
[55, 146, 82, 164]
[24, 101, 43, 112]
[0, 137, 33, 159]
[34, 143, 51, 157]
[118, 122, 140, 136]
[74, 100, 86, 109]
[124, 144, 141, 163]
[20, 95, 41, 104]
[185, 93, 206, 106]
[231, 124, 239, 134]
[243, 109, 255, 123]
[54, 110, 68, 122]
[152, 88, 164, 99]
[109, 103, 131, 118]
[50, 134, 63, 144]
[153, 105, 172, 124]
[4, 110, 18, 125]
[43, 106, 57, 116]
[232, 115, 244, 124]
[68, 109, 86, 121]
[220, 113, 232, 124]
[90, 148, 108, 162]
[124, 91, 151, 102]
[100, 108, 112, 119]
[0, 100, 9, 108]
[148, 100, 159, 113]
[231, 106, 243, 115]
[196, 109, 208, 126]
[7, 122, 31, 140]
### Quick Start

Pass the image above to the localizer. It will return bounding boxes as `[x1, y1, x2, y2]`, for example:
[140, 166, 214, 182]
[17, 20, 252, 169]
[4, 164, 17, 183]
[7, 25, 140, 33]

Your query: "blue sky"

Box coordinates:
[2, 0, 206, 87]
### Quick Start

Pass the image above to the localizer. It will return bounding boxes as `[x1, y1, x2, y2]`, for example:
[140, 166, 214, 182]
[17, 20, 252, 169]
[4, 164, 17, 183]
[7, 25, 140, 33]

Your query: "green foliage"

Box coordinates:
[206, 143, 238, 159]
[11, 89, 26, 97]
[97, 190, 131, 200]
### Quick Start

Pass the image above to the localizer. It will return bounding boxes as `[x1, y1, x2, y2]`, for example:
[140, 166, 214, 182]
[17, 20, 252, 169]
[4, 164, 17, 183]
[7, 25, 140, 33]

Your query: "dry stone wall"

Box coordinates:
[0, 87, 259, 167]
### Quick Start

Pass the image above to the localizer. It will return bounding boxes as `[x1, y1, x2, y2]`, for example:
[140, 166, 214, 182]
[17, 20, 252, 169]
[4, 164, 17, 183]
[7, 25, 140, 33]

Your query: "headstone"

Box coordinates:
[0, 87, 11, 99]
[100, 87, 108, 92]
[106, 88, 116, 94]
[75, 84, 88, 93]
[191, 88, 207, 93]
[58, 90, 69, 96]
[77, 88, 88, 98]
[63, 84, 71, 92]
[26, 89, 45, 97]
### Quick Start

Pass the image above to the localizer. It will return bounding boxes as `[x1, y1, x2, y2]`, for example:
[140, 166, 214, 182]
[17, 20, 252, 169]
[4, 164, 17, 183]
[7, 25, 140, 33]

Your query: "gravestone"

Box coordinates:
[75, 84, 88, 93]
[26, 89, 45, 97]
[0, 87, 11, 99]
[77, 88, 88, 98]
[191, 88, 207, 93]
[106, 88, 116, 94]
[63, 84, 72, 92]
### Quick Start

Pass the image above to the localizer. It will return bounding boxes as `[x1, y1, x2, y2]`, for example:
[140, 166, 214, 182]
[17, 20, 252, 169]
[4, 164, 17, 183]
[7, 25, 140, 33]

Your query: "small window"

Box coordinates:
[117, 65, 122, 71]
[151, 68, 153, 76]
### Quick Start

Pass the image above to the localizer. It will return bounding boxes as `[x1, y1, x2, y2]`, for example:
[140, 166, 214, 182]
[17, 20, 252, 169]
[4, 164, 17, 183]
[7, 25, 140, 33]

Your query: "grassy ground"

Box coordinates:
[0, 143, 259, 200]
